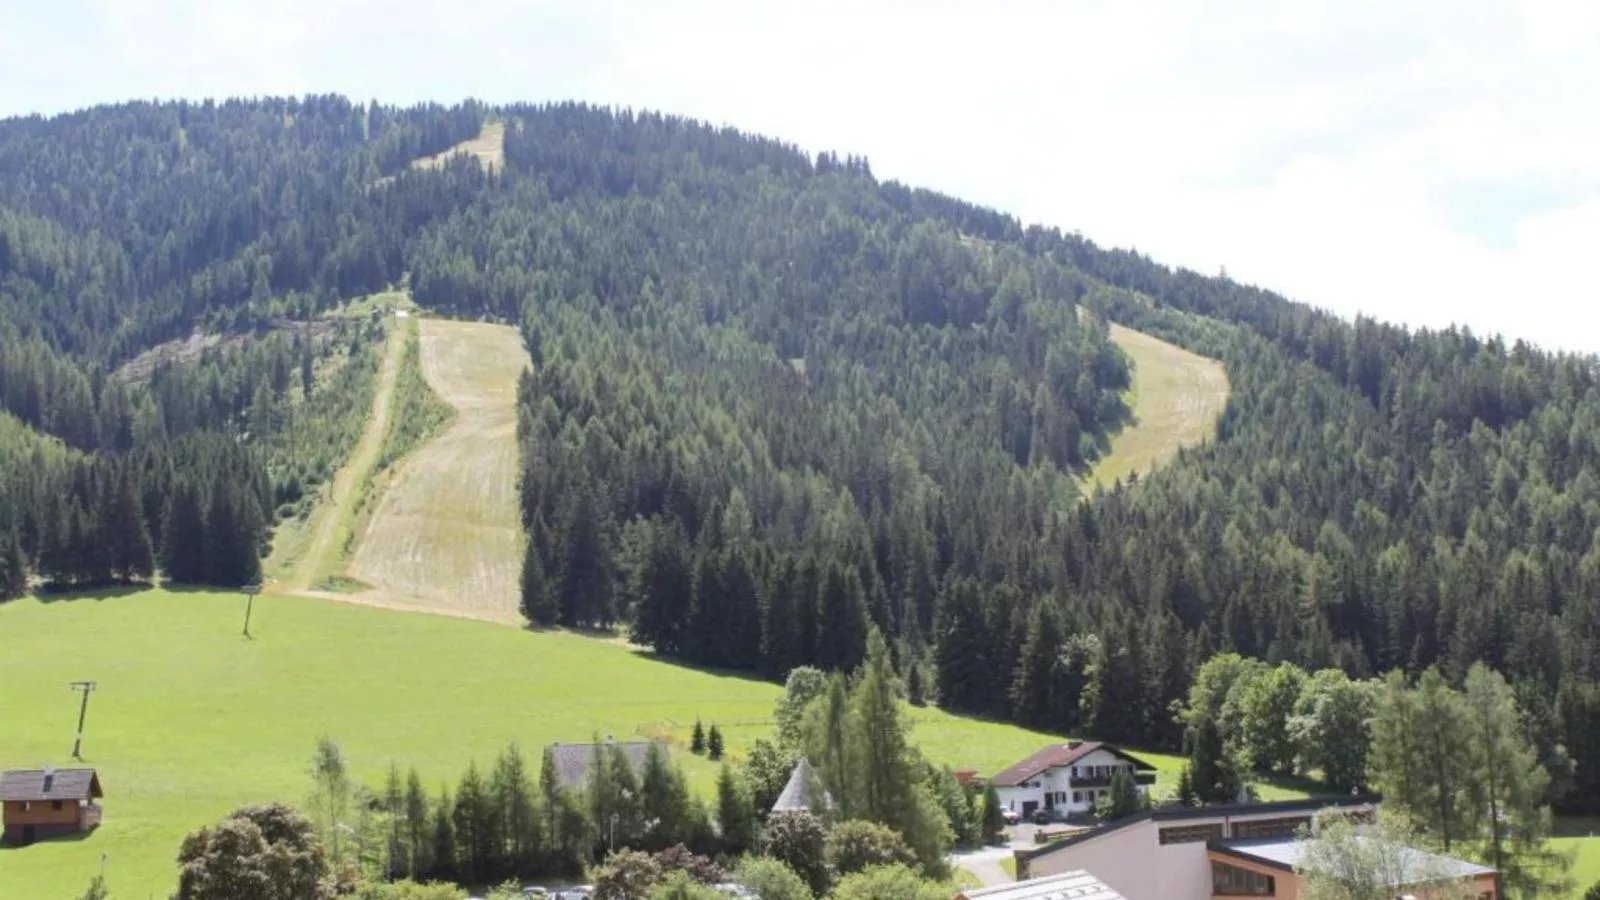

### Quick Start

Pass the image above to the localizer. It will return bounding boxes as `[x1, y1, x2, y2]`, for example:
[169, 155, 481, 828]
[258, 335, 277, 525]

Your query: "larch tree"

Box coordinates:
[1461, 664, 1572, 897]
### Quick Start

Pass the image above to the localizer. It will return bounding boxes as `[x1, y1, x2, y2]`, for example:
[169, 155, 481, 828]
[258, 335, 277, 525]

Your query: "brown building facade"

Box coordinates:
[1, 768, 103, 845]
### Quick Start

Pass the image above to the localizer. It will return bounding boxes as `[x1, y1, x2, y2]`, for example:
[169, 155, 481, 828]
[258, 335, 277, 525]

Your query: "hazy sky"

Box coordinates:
[2, 0, 1596, 353]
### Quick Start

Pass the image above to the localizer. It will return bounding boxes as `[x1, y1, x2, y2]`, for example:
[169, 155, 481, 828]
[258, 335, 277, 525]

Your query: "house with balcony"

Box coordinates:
[989, 741, 1157, 819]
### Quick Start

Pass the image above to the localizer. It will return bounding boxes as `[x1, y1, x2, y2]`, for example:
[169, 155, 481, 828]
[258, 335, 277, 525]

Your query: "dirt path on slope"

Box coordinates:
[341, 320, 530, 624]
[1089, 324, 1230, 489]
[269, 321, 408, 592]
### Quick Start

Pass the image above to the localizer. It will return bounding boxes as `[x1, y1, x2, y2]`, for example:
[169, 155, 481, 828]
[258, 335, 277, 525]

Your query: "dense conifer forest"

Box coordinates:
[3, 97, 1600, 818]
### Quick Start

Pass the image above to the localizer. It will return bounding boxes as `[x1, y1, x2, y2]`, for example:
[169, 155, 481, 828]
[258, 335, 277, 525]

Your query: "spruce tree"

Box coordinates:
[1010, 599, 1066, 728]
[814, 561, 868, 672]
[707, 724, 724, 761]
[715, 765, 755, 855]
[491, 743, 540, 875]
[453, 760, 496, 883]
[980, 786, 1005, 844]
[0, 529, 26, 602]
[1175, 766, 1198, 807]
[933, 578, 993, 714]
[404, 767, 430, 877]
[520, 537, 557, 626]
[630, 518, 692, 653]
[432, 787, 456, 879]
[691, 719, 706, 755]
[559, 485, 615, 628]
[638, 741, 689, 849]
[384, 764, 404, 880]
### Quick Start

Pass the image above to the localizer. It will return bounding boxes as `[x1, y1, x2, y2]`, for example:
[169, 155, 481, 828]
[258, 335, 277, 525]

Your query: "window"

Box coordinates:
[1231, 816, 1312, 839]
[1212, 861, 1275, 896]
[51, 800, 63, 811]
[21, 801, 29, 812]
[1159, 823, 1225, 845]
[1072, 791, 1081, 803]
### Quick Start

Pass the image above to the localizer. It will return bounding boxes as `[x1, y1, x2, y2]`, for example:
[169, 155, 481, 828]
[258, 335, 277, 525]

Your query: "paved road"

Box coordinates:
[952, 843, 1017, 887]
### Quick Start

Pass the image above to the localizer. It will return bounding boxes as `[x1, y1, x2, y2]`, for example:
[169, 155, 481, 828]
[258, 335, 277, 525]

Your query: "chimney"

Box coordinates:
[41, 764, 55, 792]
[1067, 740, 1083, 750]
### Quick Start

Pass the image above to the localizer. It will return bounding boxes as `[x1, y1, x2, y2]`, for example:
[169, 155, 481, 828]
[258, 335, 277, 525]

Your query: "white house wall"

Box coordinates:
[995, 749, 1149, 816]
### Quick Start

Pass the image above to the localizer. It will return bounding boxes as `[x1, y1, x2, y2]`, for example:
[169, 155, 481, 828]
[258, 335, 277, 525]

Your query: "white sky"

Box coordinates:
[2, 0, 1597, 353]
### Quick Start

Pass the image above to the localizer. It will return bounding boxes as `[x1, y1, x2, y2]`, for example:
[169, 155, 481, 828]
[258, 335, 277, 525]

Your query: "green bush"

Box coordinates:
[828, 865, 950, 900]
[650, 871, 723, 900]
[736, 856, 814, 900]
[824, 820, 915, 878]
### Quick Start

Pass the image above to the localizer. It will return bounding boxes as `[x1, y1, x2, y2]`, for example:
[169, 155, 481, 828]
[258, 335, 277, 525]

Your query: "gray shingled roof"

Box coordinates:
[772, 758, 835, 814]
[1213, 836, 1496, 883]
[0, 768, 102, 802]
[960, 871, 1125, 900]
[547, 742, 664, 791]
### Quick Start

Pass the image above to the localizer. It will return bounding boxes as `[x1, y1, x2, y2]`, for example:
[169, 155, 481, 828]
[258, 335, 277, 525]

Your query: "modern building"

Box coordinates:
[1207, 834, 1499, 899]
[1015, 795, 1383, 900]
[1, 767, 104, 845]
[957, 870, 1126, 900]
[989, 741, 1156, 819]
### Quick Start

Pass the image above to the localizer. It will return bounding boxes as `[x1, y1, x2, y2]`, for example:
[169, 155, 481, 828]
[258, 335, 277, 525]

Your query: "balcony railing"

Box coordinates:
[1069, 772, 1158, 788]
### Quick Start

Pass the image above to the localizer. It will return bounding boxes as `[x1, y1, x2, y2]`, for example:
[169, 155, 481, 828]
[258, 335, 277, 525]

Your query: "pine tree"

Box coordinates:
[1175, 766, 1198, 807]
[159, 482, 207, 583]
[103, 466, 153, 581]
[906, 653, 927, 707]
[814, 561, 868, 672]
[630, 518, 692, 653]
[707, 724, 724, 762]
[491, 743, 540, 876]
[404, 767, 430, 877]
[980, 785, 1005, 844]
[691, 719, 706, 755]
[384, 764, 404, 880]
[715, 764, 755, 855]
[1010, 599, 1066, 728]
[638, 741, 689, 849]
[432, 787, 456, 879]
[453, 760, 496, 883]
[0, 529, 26, 602]
[520, 537, 557, 626]
[559, 485, 615, 628]
[933, 578, 993, 714]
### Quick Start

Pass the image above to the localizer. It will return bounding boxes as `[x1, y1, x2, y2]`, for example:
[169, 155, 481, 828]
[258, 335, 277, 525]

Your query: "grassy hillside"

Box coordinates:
[346, 320, 529, 622]
[1089, 323, 1230, 489]
[0, 588, 1200, 899]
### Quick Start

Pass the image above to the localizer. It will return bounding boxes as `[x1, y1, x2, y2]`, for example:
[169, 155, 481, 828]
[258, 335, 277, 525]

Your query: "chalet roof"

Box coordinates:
[959, 870, 1125, 900]
[989, 742, 1156, 787]
[772, 757, 835, 814]
[546, 741, 664, 791]
[1210, 836, 1496, 883]
[0, 768, 102, 802]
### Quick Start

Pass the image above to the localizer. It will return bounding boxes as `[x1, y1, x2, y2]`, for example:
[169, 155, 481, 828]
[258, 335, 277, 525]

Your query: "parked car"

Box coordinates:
[1002, 809, 1021, 826]
[1032, 808, 1051, 825]
[523, 889, 548, 898]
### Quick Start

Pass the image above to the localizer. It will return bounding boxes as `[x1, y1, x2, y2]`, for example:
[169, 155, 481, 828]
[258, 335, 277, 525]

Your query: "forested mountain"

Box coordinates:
[3, 98, 1600, 812]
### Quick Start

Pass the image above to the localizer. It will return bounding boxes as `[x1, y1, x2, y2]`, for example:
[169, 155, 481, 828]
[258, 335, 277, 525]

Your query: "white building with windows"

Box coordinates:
[987, 741, 1157, 819]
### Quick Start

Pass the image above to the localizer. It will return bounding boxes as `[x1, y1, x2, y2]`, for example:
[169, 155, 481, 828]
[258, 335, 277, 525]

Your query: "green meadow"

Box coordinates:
[0, 589, 1197, 900]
